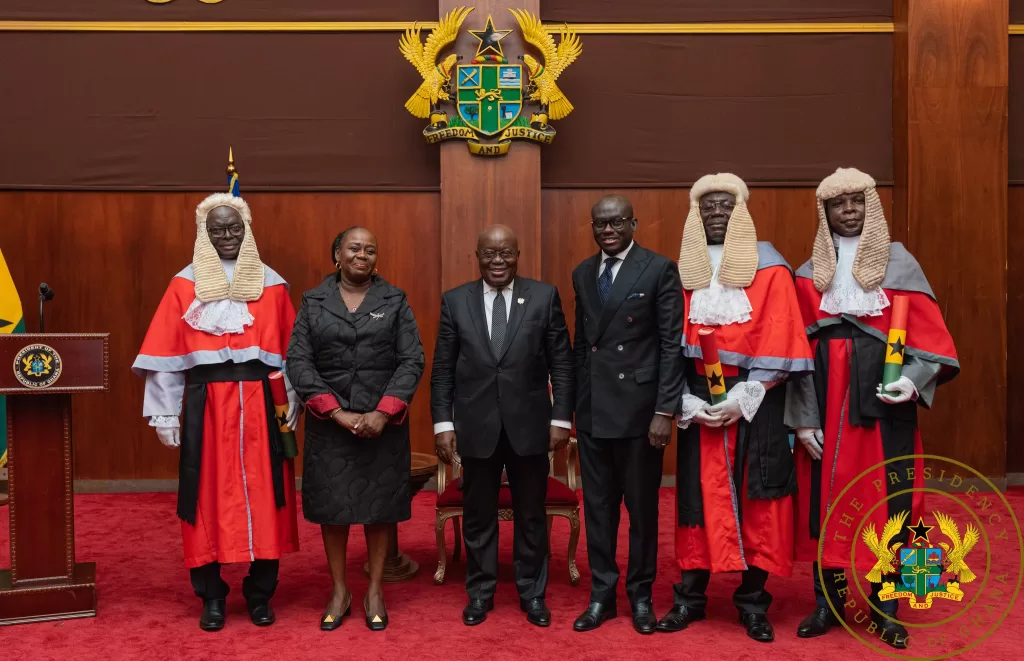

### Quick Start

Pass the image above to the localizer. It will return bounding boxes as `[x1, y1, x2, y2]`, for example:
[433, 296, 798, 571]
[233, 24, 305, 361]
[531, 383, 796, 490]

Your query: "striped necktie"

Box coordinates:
[599, 257, 619, 304]
[490, 289, 507, 358]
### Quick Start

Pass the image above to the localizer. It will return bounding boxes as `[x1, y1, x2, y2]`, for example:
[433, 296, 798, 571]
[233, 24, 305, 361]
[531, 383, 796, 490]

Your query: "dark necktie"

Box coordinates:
[598, 257, 619, 304]
[490, 289, 507, 358]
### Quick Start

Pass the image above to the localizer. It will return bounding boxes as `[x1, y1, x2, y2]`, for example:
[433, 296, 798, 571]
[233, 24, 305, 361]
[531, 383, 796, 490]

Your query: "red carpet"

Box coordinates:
[2, 489, 1022, 661]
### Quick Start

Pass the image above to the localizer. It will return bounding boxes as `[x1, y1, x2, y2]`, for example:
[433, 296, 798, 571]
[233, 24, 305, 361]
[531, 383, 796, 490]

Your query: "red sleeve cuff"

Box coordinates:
[307, 394, 341, 419]
[376, 396, 409, 424]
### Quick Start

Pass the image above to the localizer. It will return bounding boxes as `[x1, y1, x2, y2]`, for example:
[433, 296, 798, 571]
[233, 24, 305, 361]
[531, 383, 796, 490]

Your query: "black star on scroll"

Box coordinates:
[908, 517, 934, 544]
[277, 412, 288, 429]
[709, 371, 724, 389]
[888, 337, 906, 359]
[469, 15, 512, 58]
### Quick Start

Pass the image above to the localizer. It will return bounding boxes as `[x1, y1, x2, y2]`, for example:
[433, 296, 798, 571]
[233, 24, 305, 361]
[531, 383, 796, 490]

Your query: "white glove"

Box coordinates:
[877, 376, 918, 404]
[284, 373, 303, 429]
[795, 427, 824, 460]
[679, 394, 719, 429]
[156, 426, 180, 448]
[708, 381, 767, 426]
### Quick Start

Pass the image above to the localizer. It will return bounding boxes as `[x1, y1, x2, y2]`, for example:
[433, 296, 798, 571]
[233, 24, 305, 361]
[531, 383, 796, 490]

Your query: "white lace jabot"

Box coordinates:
[819, 234, 889, 317]
[182, 259, 255, 335]
[688, 244, 754, 326]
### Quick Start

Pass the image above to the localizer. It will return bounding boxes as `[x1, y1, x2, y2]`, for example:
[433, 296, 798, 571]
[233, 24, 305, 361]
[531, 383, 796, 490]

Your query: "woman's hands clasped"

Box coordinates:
[331, 409, 388, 438]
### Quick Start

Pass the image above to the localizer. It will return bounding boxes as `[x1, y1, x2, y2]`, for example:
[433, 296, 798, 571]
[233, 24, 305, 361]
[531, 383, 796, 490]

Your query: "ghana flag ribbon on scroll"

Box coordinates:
[268, 371, 298, 459]
[882, 295, 909, 389]
[0, 248, 26, 469]
[697, 329, 727, 405]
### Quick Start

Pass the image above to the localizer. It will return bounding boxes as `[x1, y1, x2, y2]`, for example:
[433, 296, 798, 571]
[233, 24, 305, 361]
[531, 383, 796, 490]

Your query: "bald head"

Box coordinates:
[591, 195, 637, 255]
[476, 224, 519, 288]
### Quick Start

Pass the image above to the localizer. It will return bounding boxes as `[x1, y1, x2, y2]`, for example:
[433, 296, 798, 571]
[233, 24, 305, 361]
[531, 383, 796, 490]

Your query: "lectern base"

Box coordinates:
[0, 563, 97, 625]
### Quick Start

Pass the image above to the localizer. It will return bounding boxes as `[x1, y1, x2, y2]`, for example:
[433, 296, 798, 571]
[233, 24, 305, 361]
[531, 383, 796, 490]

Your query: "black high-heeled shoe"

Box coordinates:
[364, 596, 388, 632]
[320, 593, 352, 631]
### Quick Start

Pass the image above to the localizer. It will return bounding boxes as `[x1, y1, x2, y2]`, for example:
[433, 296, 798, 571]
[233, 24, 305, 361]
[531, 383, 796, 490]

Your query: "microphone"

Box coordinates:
[38, 282, 54, 332]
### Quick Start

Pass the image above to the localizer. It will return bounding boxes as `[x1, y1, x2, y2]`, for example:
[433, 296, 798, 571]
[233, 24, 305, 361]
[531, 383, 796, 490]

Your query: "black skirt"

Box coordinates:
[301, 413, 412, 526]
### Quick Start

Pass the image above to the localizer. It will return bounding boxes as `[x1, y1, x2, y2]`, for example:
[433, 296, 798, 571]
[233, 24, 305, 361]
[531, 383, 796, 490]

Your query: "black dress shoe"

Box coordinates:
[739, 612, 775, 642]
[631, 601, 658, 635]
[320, 596, 352, 632]
[462, 598, 494, 626]
[573, 602, 616, 632]
[247, 599, 275, 626]
[199, 599, 226, 632]
[797, 606, 843, 638]
[877, 619, 908, 649]
[365, 609, 389, 631]
[520, 598, 551, 627]
[656, 604, 706, 633]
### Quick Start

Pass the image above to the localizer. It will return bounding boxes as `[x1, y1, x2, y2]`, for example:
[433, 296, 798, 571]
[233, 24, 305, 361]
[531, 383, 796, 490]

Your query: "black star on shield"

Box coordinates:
[888, 337, 906, 359]
[908, 517, 934, 544]
[709, 371, 724, 389]
[469, 15, 512, 58]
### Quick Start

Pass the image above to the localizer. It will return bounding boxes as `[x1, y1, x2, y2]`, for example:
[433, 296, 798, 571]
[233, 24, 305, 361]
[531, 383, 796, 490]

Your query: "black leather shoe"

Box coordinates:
[631, 601, 658, 635]
[878, 619, 908, 649]
[656, 604, 706, 633]
[797, 606, 843, 638]
[520, 598, 551, 627]
[573, 602, 616, 632]
[365, 609, 388, 631]
[247, 599, 275, 626]
[199, 599, 226, 632]
[462, 598, 494, 626]
[739, 612, 775, 642]
[320, 595, 352, 632]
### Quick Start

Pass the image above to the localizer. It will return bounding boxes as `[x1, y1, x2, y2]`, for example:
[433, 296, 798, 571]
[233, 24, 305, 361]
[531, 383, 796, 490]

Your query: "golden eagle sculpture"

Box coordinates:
[934, 510, 980, 583]
[509, 8, 583, 121]
[862, 511, 909, 582]
[399, 6, 475, 118]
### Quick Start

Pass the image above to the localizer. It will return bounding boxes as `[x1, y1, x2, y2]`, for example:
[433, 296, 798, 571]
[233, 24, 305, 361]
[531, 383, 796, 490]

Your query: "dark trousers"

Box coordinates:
[577, 431, 664, 606]
[189, 559, 279, 602]
[672, 566, 771, 615]
[813, 563, 898, 616]
[460, 429, 550, 601]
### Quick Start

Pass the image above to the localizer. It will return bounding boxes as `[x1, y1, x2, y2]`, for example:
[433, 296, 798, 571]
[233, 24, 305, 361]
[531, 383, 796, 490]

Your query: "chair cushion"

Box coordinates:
[437, 476, 578, 508]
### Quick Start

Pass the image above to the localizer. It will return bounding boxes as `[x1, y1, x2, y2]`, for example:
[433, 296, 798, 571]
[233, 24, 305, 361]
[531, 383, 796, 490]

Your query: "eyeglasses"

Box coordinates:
[480, 249, 516, 262]
[592, 217, 634, 231]
[699, 200, 735, 213]
[208, 224, 245, 239]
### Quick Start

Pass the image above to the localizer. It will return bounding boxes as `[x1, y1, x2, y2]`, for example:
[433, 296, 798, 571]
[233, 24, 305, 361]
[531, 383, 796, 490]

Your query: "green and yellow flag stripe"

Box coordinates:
[881, 295, 909, 390]
[0, 247, 25, 468]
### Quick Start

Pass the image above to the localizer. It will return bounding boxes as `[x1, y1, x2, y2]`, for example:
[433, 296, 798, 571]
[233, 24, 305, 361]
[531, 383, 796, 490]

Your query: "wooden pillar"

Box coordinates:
[439, 0, 541, 290]
[893, 0, 1009, 478]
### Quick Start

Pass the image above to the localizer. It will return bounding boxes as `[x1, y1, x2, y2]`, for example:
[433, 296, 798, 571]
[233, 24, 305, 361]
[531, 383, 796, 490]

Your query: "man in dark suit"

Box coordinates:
[571, 194, 685, 635]
[431, 224, 574, 628]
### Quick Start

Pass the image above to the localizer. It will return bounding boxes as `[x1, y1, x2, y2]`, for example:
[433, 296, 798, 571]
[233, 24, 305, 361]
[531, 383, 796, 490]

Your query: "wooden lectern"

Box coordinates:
[0, 333, 108, 625]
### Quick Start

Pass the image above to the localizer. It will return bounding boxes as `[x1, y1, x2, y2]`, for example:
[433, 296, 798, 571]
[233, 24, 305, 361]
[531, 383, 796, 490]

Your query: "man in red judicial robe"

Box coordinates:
[658, 173, 813, 643]
[788, 168, 958, 648]
[132, 192, 301, 631]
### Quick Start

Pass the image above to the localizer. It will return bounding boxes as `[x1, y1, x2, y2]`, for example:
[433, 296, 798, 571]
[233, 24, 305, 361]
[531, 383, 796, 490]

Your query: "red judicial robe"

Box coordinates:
[133, 265, 299, 568]
[676, 243, 813, 577]
[792, 244, 958, 570]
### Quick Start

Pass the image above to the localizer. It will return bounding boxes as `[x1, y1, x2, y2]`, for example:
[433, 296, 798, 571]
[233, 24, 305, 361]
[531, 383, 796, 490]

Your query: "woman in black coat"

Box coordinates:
[286, 227, 424, 632]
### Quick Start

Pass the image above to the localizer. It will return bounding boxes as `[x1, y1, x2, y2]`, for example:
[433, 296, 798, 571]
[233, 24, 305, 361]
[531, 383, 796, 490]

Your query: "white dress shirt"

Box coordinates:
[433, 278, 572, 435]
[598, 240, 634, 283]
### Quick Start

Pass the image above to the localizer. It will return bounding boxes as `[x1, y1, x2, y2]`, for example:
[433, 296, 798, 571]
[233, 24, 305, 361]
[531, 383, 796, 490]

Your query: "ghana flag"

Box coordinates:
[0, 247, 25, 468]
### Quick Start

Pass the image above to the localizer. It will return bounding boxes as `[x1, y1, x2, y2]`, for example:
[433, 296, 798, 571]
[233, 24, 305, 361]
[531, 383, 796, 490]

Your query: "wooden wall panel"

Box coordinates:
[542, 186, 893, 474]
[0, 192, 440, 480]
[894, 0, 1009, 478]
[438, 0, 541, 288]
[1008, 186, 1024, 474]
